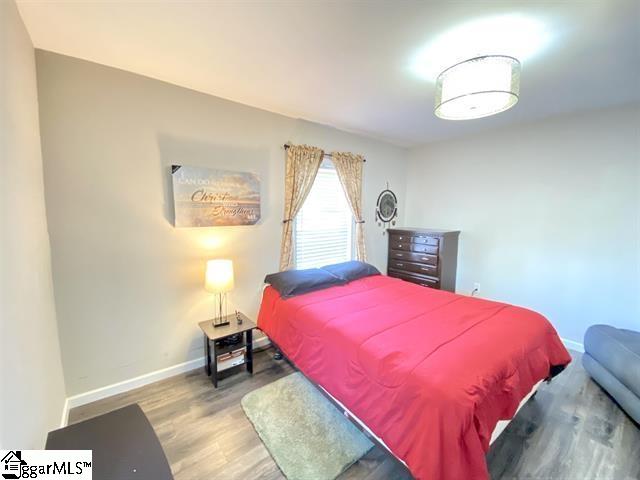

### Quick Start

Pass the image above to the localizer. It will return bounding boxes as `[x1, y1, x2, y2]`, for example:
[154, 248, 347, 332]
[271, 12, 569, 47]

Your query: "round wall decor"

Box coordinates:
[376, 185, 398, 233]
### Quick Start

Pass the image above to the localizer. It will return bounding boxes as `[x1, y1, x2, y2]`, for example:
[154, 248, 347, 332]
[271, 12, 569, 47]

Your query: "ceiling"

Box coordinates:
[17, 0, 640, 147]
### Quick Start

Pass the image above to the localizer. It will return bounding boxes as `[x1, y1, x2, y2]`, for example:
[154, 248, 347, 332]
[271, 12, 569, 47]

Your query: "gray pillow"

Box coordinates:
[320, 261, 380, 282]
[264, 268, 345, 298]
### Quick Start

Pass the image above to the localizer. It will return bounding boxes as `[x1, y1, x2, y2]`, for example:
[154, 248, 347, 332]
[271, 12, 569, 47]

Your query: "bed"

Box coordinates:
[257, 273, 571, 480]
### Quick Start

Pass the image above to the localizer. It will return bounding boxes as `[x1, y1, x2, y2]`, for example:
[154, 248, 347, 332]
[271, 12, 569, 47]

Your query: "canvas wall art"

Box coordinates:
[171, 165, 261, 227]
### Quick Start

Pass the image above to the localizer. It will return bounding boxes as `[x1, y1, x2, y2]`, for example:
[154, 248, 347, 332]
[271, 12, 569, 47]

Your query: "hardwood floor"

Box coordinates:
[487, 351, 640, 480]
[69, 349, 640, 480]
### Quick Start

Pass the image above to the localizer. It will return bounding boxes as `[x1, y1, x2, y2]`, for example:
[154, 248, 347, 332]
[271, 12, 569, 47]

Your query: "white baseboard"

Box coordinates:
[561, 337, 584, 353]
[59, 398, 70, 428]
[66, 356, 205, 412]
[64, 336, 272, 416]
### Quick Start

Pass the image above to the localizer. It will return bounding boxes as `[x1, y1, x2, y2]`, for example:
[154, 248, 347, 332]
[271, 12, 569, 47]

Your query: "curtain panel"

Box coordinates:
[332, 151, 367, 262]
[279, 144, 324, 271]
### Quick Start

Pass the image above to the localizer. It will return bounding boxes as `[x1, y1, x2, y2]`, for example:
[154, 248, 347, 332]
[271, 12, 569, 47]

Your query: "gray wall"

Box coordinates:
[0, 0, 66, 448]
[35, 51, 409, 396]
[405, 105, 640, 345]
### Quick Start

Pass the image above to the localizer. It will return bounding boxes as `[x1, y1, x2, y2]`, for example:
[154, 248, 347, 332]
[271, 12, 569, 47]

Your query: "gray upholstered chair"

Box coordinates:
[582, 325, 640, 423]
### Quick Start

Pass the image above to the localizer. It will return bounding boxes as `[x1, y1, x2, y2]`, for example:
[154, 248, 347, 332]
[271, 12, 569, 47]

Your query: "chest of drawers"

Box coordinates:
[387, 228, 460, 292]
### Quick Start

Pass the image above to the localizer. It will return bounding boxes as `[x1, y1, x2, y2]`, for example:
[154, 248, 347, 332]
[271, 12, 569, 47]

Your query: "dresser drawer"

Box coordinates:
[411, 235, 439, 246]
[390, 234, 410, 243]
[389, 260, 438, 277]
[389, 250, 438, 265]
[390, 240, 410, 251]
[389, 250, 438, 266]
[388, 270, 440, 289]
[390, 242, 438, 255]
[390, 234, 439, 247]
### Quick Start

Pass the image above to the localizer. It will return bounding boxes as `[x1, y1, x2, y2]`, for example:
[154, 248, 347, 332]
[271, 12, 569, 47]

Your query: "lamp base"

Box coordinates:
[212, 292, 229, 328]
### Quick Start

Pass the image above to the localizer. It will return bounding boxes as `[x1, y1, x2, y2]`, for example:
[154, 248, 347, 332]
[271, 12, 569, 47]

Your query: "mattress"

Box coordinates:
[258, 274, 571, 480]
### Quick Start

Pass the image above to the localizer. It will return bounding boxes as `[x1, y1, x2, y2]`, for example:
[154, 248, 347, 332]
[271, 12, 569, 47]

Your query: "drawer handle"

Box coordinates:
[420, 267, 429, 271]
[396, 253, 404, 257]
[398, 244, 402, 247]
[399, 236, 404, 240]
[421, 257, 428, 261]
[397, 263, 404, 267]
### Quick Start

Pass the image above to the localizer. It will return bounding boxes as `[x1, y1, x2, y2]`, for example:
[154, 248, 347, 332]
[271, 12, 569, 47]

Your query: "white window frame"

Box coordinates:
[293, 157, 355, 269]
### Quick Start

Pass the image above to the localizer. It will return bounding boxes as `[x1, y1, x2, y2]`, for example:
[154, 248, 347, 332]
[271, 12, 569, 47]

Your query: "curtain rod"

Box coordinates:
[283, 143, 366, 162]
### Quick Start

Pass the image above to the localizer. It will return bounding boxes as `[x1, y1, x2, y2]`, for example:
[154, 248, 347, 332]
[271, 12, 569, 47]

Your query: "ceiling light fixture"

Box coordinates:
[434, 55, 521, 120]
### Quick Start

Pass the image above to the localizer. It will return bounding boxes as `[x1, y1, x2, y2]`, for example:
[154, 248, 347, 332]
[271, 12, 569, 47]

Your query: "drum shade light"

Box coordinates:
[434, 55, 521, 120]
[205, 259, 234, 293]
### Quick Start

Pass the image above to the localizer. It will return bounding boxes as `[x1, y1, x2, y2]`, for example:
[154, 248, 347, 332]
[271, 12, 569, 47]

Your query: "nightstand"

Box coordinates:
[198, 312, 256, 388]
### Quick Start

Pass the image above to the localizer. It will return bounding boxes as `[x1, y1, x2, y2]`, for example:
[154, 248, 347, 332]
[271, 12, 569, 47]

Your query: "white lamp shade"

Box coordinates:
[435, 55, 521, 120]
[205, 259, 234, 293]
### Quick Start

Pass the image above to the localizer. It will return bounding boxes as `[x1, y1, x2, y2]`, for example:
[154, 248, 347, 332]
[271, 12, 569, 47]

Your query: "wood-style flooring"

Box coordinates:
[69, 348, 640, 480]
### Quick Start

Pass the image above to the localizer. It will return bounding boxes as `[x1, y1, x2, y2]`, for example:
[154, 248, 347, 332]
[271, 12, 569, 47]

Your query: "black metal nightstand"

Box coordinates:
[198, 312, 256, 388]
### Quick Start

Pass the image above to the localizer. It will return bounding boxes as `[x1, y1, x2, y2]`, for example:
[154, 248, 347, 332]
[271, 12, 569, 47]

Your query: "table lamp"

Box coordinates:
[205, 259, 234, 327]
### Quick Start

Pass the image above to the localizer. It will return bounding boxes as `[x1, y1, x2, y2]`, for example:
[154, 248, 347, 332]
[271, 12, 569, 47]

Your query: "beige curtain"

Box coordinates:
[332, 151, 366, 262]
[279, 144, 324, 270]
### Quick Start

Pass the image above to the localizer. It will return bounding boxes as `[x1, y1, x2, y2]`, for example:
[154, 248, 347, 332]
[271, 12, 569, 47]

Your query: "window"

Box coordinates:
[294, 159, 354, 269]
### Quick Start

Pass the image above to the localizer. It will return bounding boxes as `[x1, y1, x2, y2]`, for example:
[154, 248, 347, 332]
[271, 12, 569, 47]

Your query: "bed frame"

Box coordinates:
[265, 337, 541, 477]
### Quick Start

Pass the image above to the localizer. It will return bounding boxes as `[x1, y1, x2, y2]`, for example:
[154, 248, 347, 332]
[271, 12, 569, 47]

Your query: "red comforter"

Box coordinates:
[258, 275, 571, 480]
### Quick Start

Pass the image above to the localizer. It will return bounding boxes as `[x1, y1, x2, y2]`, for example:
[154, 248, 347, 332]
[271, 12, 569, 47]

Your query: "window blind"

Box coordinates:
[294, 160, 354, 269]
